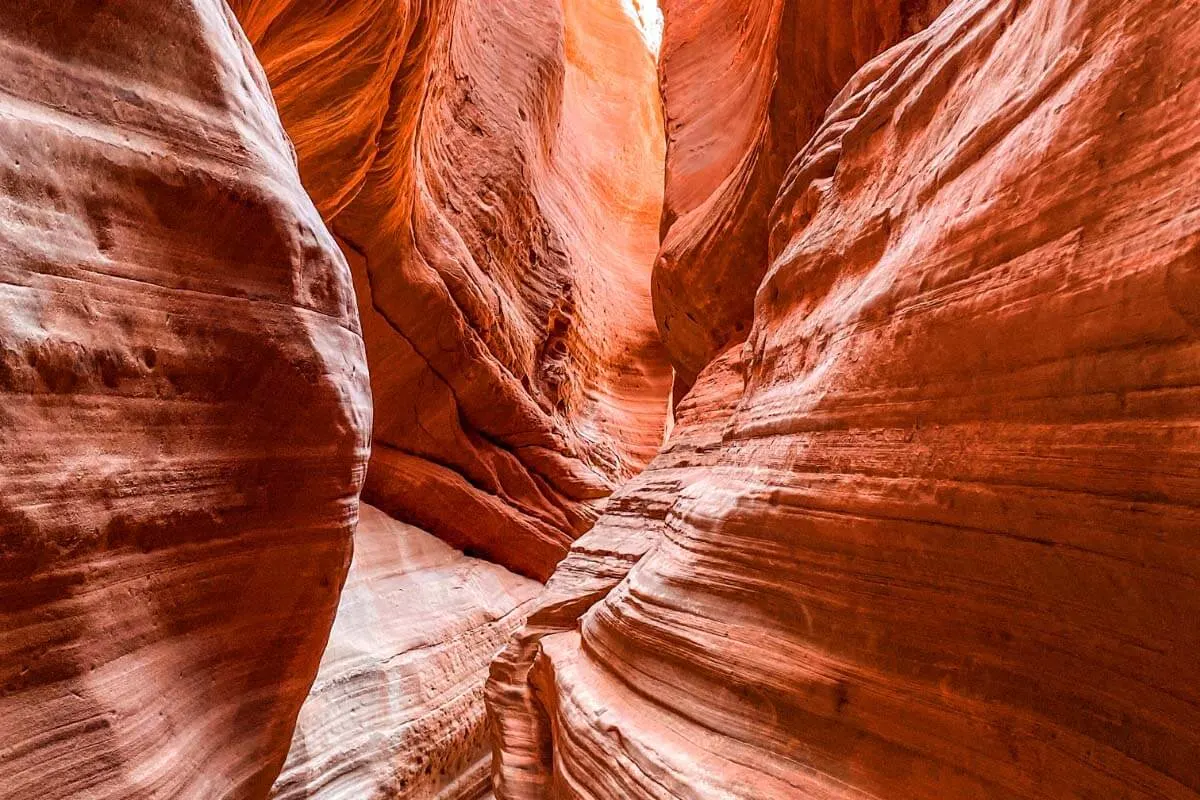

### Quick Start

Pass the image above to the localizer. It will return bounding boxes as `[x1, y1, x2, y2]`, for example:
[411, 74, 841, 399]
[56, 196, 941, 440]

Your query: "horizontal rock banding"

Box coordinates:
[8, 1, 1199, 798]
[499, 0, 1200, 796]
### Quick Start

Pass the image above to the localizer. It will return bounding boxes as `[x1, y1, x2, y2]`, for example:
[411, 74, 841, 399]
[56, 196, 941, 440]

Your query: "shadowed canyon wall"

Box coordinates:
[2, 0, 1199, 798]
[0, 2, 370, 797]
[230, 0, 671, 583]
[653, 0, 950, 390]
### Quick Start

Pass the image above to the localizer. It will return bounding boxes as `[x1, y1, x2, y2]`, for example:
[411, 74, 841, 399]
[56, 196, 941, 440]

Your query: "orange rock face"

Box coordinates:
[0, 2, 370, 798]
[654, 0, 949, 388]
[232, 0, 671, 582]
[224, 1, 671, 796]
[486, 346, 745, 800]
[501, 0, 1200, 797]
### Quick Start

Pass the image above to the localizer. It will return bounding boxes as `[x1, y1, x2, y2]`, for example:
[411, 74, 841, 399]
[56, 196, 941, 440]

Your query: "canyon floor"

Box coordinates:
[2, 1, 1199, 798]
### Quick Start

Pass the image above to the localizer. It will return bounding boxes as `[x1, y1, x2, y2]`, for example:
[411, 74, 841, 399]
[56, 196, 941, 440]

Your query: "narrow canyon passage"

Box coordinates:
[1, 1, 1199, 799]
[229, 0, 676, 795]
[232, 0, 674, 582]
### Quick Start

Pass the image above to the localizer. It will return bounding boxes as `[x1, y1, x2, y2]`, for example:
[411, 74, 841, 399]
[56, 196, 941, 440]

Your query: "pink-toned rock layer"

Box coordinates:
[271, 505, 539, 800]
[486, 345, 746, 800]
[231, 0, 671, 582]
[493, 0, 1200, 797]
[0, 2, 370, 798]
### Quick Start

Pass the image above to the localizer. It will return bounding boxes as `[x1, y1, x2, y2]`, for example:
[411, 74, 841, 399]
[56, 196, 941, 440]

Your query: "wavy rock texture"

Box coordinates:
[232, 0, 671, 582]
[9, 1, 1199, 799]
[225, 1, 671, 797]
[0, 2, 370, 799]
[271, 505, 539, 800]
[498, 0, 1200, 797]
[654, 0, 949, 388]
[486, 346, 745, 800]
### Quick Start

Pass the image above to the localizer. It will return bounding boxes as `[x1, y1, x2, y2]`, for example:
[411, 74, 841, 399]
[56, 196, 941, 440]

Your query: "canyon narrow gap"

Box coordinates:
[1, 1, 1198, 799]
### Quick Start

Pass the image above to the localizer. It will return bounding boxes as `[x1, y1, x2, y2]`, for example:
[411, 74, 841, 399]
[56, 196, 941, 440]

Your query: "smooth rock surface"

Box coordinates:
[0, 2, 370, 798]
[499, 0, 1200, 796]
[271, 505, 539, 800]
[8, 0, 1200, 798]
[232, 0, 672, 581]
[654, 0, 950, 388]
[226, 3, 672, 796]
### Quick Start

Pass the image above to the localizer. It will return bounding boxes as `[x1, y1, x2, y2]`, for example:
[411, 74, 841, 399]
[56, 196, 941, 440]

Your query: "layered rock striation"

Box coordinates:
[654, 0, 950, 390]
[271, 505, 539, 800]
[497, 0, 1200, 797]
[224, 1, 673, 796]
[486, 345, 745, 800]
[232, 0, 672, 582]
[5, 0, 1200, 798]
[0, 2, 370, 798]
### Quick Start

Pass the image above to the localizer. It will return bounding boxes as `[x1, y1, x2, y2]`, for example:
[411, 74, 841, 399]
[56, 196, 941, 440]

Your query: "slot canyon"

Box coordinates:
[1, 0, 1198, 797]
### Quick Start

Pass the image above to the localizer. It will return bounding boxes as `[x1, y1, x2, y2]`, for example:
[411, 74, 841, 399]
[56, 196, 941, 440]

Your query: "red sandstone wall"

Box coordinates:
[498, 0, 1200, 796]
[0, 3, 370, 797]
[231, 0, 671, 581]
[653, 0, 949, 389]
[4, 1, 1199, 798]
[226, 1, 672, 796]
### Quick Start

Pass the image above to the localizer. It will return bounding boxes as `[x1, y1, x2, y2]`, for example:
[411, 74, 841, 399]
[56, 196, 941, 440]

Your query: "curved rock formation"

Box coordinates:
[654, 0, 949, 388]
[499, 0, 1200, 796]
[0, 2, 370, 799]
[271, 505, 539, 800]
[8, 0, 1200, 798]
[232, 0, 671, 581]
[486, 345, 745, 800]
[225, 1, 672, 796]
